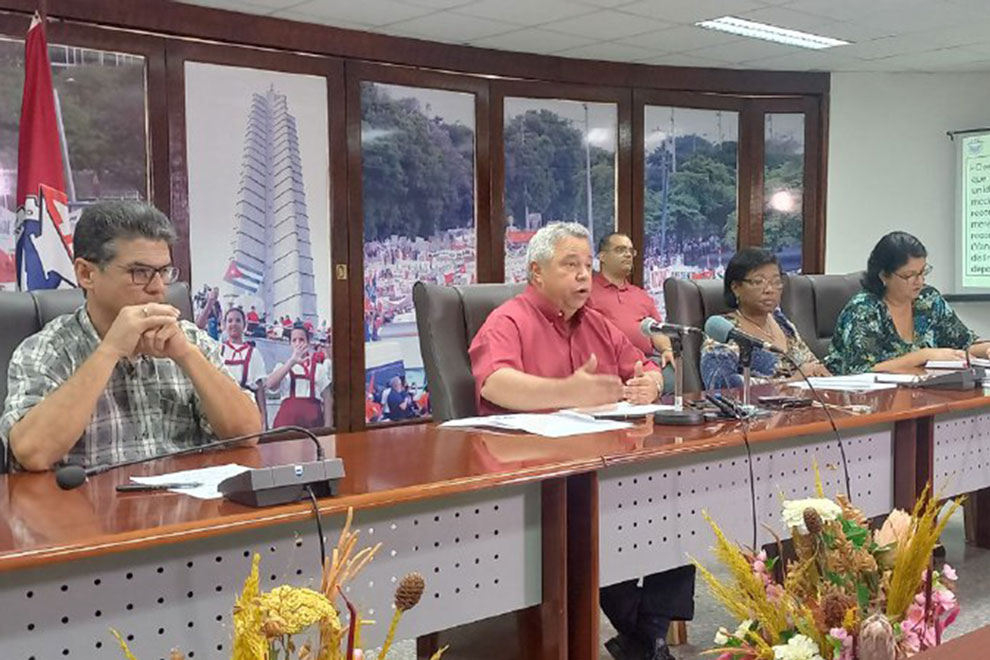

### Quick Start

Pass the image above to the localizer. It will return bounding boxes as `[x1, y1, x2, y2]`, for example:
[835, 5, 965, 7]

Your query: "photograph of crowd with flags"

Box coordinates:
[185, 62, 334, 430]
[1, 16, 148, 292]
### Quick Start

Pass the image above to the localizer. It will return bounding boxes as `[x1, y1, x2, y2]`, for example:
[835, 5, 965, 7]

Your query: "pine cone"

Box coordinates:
[859, 614, 897, 660]
[822, 589, 854, 629]
[395, 573, 425, 611]
[804, 507, 824, 535]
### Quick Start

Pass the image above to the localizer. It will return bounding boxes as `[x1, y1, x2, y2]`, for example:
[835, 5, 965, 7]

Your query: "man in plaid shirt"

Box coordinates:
[0, 201, 262, 471]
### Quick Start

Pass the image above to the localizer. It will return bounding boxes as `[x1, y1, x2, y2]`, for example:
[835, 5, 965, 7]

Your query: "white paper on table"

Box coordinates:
[874, 373, 921, 384]
[925, 357, 990, 370]
[925, 360, 968, 370]
[129, 463, 251, 500]
[789, 374, 898, 392]
[572, 401, 676, 418]
[439, 410, 632, 437]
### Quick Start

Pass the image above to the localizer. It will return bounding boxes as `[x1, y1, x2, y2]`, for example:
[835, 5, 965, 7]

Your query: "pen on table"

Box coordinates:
[115, 482, 203, 492]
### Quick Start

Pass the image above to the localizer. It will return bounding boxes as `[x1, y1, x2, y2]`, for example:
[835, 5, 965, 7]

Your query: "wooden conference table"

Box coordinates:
[1, 382, 989, 660]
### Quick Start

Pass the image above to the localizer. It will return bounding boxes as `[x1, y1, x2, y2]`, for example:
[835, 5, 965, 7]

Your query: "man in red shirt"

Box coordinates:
[588, 232, 673, 365]
[469, 222, 691, 660]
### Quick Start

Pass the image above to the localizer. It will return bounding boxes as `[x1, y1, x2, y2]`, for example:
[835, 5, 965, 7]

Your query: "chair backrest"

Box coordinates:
[780, 272, 864, 359]
[413, 281, 525, 422]
[662, 277, 734, 392]
[0, 282, 195, 474]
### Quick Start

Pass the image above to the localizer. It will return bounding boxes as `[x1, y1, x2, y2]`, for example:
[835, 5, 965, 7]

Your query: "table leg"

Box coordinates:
[567, 471, 599, 660]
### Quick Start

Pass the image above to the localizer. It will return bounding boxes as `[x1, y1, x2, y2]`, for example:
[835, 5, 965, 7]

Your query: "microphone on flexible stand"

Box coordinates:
[703, 315, 784, 355]
[54, 425, 344, 508]
[639, 317, 706, 425]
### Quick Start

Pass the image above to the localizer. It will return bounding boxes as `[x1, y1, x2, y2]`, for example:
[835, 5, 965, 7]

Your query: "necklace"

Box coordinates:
[736, 310, 775, 339]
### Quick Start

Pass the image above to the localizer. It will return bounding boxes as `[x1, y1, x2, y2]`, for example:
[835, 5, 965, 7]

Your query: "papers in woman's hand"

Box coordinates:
[440, 410, 632, 437]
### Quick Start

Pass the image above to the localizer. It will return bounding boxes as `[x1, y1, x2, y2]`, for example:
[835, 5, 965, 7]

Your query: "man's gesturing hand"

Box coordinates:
[564, 354, 623, 407]
[100, 303, 181, 360]
[624, 360, 659, 405]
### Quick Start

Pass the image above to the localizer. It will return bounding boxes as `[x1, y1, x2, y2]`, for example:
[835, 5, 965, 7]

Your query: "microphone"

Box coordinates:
[639, 317, 702, 337]
[54, 425, 332, 492]
[704, 315, 784, 355]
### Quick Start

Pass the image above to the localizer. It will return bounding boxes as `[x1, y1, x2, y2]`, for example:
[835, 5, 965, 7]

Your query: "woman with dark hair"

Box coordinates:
[220, 307, 266, 391]
[826, 231, 990, 374]
[700, 248, 828, 389]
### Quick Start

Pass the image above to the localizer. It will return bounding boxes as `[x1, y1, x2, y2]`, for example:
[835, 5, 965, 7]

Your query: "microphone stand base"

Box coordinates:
[654, 409, 707, 426]
[218, 458, 345, 507]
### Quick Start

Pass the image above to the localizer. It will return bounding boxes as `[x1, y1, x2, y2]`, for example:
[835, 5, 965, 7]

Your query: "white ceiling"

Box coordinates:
[178, 0, 990, 72]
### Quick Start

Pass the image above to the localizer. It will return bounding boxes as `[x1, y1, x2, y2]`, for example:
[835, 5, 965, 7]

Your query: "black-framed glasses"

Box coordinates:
[120, 264, 180, 285]
[892, 264, 933, 282]
[741, 277, 784, 290]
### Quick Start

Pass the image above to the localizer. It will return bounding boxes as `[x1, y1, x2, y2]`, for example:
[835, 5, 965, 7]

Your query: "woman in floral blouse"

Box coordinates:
[701, 248, 829, 389]
[825, 231, 990, 374]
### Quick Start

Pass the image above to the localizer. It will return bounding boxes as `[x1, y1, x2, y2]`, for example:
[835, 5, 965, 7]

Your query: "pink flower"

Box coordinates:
[942, 564, 958, 581]
[829, 628, 854, 660]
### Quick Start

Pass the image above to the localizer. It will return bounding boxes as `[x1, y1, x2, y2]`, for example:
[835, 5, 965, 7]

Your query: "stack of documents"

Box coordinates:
[789, 373, 913, 392]
[440, 410, 633, 437]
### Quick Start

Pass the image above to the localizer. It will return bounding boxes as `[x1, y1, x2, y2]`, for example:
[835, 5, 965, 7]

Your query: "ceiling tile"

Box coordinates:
[634, 52, 736, 68]
[271, 9, 376, 30]
[836, 35, 927, 61]
[542, 9, 673, 40]
[399, 0, 478, 8]
[470, 27, 599, 54]
[617, 0, 768, 25]
[870, 46, 990, 71]
[277, 0, 435, 26]
[571, 0, 641, 7]
[379, 12, 516, 41]
[784, 0, 938, 23]
[618, 24, 741, 51]
[455, 0, 596, 26]
[683, 38, 806, 64]
[855, 2, 975, 34]
[740, 49, 859, 71]
[554, 41, 662, 61]
[733, 6, 842, 32]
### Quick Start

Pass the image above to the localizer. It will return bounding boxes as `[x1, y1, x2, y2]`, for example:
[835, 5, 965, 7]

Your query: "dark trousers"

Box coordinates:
[599, 565, 696, 640]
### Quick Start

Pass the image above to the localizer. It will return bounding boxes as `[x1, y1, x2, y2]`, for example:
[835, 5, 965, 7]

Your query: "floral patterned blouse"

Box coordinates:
[824, 286, 977, 375]
[700, 309, 819, 390]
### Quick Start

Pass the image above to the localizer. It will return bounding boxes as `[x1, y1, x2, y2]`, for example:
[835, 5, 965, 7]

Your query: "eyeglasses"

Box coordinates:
[741, 277, 784, 290]
[611, 246, 637, 257]
[892, 264, 933, 282]
[120, 264, 180, 285]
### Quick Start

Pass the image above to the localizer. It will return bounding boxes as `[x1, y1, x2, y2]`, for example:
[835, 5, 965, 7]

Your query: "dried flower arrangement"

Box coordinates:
[112, 508, 447, 660]
[696, 468, 963, 660]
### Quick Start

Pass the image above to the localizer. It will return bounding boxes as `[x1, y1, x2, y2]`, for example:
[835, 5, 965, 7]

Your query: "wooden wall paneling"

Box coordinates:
[804, 93, 829, 273]
[163, 39, 349, 430]
[738, 100, 766, 249]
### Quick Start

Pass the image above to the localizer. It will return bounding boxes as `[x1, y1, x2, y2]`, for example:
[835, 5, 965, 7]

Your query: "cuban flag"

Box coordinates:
[14, 13, 75, 291]
[223, 259, 264, 293]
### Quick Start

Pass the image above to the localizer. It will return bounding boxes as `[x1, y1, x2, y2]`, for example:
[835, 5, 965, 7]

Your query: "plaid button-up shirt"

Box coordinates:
[1, 306, 237, 470]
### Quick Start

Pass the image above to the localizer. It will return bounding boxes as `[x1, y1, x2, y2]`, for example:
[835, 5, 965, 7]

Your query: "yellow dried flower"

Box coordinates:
[257, 585, 339, 637]
[232, 553, 268, 660]
[169, 650, 185, 660]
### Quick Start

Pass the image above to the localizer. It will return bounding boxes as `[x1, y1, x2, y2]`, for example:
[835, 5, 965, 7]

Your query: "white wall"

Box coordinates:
[827, 72, 990, 336]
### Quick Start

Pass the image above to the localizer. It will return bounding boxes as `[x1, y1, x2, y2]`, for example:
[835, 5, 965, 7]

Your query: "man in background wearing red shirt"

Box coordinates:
[588, 232, 674, 371]
[468, 222, 692, 660]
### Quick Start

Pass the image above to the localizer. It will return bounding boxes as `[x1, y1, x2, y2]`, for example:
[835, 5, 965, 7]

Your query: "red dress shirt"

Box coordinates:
[586, 271, 662, 355]
[468, 285, 659, 415]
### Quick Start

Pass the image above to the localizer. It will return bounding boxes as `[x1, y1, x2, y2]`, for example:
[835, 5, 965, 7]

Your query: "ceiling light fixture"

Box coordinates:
[695, 16, 850, 50]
